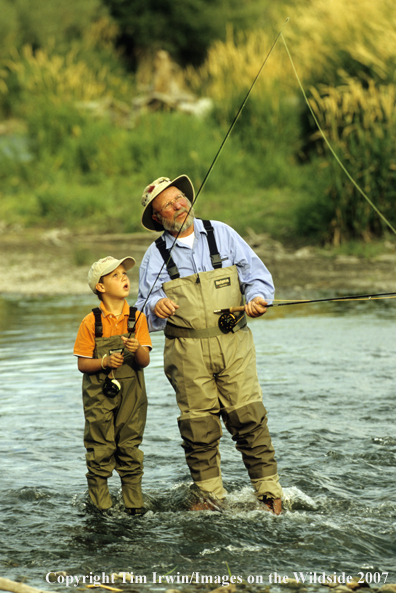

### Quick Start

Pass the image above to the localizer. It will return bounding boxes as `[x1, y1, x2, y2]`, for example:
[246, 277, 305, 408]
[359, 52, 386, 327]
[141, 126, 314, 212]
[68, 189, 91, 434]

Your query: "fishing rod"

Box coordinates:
[136, 18, 290, 317]
[102, 20, 289, 398]
[191, 17, 290, 208]
[214, 291, 396, 333]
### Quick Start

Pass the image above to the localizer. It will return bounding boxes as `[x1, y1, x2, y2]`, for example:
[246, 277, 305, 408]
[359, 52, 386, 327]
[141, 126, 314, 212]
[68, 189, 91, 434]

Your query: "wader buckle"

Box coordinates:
[210, 253, 222, 268]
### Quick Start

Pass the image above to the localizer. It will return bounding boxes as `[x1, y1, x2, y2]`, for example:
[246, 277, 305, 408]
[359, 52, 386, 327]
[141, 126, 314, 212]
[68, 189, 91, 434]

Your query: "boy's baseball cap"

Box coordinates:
[88, 256, 136, 294]
[141, 174, 195, 232]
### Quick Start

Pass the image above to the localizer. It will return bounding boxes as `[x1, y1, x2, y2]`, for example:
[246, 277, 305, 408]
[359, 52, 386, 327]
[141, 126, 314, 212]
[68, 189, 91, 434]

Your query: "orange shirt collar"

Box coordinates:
[99, 299, 129, 318]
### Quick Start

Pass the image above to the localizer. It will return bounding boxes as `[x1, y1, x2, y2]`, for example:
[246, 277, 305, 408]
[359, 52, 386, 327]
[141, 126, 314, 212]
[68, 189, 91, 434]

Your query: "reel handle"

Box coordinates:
[228, 306, 245, 313]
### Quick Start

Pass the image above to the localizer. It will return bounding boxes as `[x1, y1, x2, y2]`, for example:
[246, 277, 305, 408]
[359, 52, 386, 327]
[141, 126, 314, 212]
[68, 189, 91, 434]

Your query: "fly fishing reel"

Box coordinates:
[102, 347, 123, 397]
[218, 312, 238, 334]
[103, 376, 121, 398]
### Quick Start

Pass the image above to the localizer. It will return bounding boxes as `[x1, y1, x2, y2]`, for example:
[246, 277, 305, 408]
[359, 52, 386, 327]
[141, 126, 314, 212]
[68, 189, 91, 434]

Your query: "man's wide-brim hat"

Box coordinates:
[141, 175, 195, 232]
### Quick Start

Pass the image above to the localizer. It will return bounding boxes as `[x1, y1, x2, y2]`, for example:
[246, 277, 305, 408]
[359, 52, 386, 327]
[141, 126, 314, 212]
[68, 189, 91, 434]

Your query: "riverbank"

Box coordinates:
[1, 228, 396, 297]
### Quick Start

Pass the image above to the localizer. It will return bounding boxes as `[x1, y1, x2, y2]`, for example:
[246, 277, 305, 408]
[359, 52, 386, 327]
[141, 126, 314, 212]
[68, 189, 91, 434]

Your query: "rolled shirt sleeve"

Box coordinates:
[223, 223, 274, 304]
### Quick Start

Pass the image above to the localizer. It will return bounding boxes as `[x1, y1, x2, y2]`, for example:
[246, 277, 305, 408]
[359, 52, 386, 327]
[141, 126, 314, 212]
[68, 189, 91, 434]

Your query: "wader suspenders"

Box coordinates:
[92, 306, 138, 337]
[93, 307, 103, 338]
[155, 219, 222, 277]
[154, 237, 180, 280]
[201, 220, 222, 269]
[127, 307, 138, 334]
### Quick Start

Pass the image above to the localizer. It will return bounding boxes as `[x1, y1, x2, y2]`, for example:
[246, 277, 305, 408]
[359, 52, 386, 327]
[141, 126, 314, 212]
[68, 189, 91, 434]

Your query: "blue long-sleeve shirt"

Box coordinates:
[135, 219, 275, 332]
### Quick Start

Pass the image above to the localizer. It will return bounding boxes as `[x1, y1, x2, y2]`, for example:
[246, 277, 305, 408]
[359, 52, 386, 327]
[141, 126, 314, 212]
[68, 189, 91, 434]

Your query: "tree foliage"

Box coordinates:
[102, 0, 290, 68]
[0, 0, 108, 54]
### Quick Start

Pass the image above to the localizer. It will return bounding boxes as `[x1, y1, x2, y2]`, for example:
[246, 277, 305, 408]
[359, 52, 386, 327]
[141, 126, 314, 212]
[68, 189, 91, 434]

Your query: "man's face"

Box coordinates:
[152, 186, 194, 233]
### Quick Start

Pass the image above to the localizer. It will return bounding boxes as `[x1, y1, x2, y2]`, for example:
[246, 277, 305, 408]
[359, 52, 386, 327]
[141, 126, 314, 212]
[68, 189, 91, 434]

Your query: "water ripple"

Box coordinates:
[1, 296, 396, 587]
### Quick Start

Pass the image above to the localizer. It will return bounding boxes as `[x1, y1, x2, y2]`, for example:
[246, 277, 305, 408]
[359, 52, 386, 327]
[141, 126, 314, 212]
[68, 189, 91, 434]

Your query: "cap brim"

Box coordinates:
[102, 257, 135, 276]
[119, 256, 136, 271]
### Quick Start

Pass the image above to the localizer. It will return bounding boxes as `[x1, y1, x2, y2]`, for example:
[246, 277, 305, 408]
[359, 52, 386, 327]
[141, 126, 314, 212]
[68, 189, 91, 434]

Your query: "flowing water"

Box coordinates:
[1, 294, 395, 589]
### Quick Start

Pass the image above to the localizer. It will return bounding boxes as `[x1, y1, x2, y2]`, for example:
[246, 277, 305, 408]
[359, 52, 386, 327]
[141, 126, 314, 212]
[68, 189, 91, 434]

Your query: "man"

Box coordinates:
[136, 175, 282, 514]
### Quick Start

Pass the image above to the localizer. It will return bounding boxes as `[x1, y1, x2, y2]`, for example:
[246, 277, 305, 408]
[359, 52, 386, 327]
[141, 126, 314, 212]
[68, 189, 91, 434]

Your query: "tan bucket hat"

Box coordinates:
[87, 256, 136, 294]
[141, 175, 195, 231]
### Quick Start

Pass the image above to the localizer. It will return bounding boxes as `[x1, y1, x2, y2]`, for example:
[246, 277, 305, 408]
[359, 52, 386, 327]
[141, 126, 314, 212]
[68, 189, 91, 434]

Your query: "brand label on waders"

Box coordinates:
[214, 277, 231, 289]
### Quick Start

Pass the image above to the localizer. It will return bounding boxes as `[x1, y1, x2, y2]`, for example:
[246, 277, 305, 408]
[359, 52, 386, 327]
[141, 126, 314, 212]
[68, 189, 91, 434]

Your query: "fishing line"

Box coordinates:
[135, 18, 290, 319]
[281, 33, 396, 237]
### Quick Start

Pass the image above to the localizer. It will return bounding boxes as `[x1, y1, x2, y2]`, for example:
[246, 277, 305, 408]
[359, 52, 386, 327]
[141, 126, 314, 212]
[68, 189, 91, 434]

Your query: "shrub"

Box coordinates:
[307, 78, 396, 243]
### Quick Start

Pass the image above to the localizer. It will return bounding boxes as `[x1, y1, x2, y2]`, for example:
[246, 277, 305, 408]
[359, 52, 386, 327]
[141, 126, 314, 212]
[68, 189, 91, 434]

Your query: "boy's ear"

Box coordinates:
[96, 282, 105, 294]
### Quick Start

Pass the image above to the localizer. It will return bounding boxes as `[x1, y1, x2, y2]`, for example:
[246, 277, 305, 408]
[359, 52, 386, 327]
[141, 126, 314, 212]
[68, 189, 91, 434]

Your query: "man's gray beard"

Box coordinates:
[158, 204, 195, 233]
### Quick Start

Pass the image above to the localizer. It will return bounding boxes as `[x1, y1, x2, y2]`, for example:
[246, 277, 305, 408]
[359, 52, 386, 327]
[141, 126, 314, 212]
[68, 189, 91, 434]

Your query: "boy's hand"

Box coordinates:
[106, 352, 124, 368]
[120, 335, 140, 353]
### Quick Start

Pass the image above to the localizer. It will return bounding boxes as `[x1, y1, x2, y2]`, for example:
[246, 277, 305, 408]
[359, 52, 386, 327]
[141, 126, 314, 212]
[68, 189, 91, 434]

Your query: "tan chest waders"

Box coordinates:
[156, 221, 282, 501]
[82, 307, 147, 511]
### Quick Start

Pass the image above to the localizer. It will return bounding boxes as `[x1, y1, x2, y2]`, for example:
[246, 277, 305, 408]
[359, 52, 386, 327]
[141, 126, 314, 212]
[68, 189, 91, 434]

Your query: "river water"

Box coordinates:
[1, 294, 395, 589]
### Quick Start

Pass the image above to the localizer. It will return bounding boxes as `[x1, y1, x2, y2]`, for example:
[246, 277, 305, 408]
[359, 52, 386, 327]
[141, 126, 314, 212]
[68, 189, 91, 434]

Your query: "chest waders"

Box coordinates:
[156, 221, 282, 501]
[82, 307, 147, 511]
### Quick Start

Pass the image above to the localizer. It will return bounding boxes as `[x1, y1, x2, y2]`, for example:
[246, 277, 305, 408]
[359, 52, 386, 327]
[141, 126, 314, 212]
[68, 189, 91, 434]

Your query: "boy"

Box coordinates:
[74, 256, 151, 515]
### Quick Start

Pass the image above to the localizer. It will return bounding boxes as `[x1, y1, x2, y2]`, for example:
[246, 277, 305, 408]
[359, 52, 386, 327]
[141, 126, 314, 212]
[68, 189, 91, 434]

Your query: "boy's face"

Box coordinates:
[96, 264, 130, 298]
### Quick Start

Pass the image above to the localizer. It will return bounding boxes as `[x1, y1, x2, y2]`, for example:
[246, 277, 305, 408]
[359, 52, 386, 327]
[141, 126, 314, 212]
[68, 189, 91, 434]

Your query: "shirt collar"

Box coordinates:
[99, 299, 129, 318]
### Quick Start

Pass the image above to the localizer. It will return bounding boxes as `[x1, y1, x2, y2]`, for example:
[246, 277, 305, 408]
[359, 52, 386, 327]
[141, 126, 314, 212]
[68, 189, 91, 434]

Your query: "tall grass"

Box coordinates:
[185, 27, 291, 101]
[288, 0, 396, 86]
[308, 78, 396, 243]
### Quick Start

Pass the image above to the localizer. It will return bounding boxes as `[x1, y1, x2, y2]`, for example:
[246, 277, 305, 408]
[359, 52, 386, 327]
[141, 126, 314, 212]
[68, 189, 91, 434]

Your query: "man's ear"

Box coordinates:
[152, 212, 160, 224]
[96, 282, 105, 294]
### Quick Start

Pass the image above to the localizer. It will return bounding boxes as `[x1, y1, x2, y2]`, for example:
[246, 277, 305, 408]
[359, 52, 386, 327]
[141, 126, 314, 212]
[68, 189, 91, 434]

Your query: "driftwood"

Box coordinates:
[0, 578, 51, 593]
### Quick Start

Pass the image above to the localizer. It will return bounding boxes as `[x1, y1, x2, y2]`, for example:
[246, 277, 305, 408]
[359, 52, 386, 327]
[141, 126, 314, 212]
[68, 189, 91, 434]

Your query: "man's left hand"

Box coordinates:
[245, 296, 268, 318]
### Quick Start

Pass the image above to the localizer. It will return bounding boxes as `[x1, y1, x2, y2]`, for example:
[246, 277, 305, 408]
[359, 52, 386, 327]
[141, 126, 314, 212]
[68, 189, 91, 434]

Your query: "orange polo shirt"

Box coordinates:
[74, 300, 152, 359]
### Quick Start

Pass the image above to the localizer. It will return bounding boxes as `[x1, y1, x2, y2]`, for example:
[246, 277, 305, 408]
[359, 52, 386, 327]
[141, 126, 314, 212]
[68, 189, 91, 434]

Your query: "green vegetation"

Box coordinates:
[102, 0, 294, 68]
[0, 0, 396, 248]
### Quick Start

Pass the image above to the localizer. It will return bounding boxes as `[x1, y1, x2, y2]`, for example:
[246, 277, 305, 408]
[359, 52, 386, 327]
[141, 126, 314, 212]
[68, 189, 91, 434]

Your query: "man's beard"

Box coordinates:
[157, 202, 195, 233]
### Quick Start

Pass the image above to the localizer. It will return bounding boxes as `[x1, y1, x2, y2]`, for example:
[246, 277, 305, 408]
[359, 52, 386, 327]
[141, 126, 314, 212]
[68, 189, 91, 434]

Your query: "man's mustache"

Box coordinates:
[173, 207, 190, 220]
